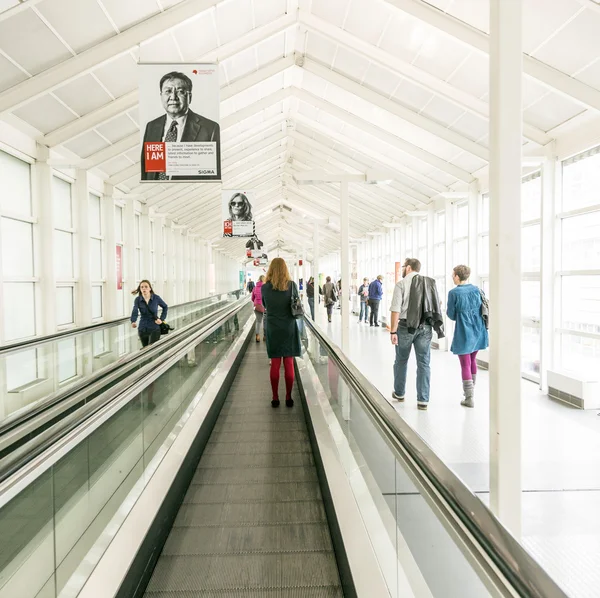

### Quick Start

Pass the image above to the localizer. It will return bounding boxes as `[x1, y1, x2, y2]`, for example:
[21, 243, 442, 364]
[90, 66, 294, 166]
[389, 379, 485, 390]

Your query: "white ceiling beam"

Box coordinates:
[76, 133, 139, 169]
[42, 91, 138, 148]
[292, 112, 439, 202]
[221, 55, 296, 101]
[177, 163, 286, 225]
[302, 58, 489, 160]
[293, 87, 473, 183]
[0, 0, 227, 114]
[175, 170, 285, 223]
[222, 114, 286, 152]
[291, 122, 443, 199]
[298, 10, 550, 147]
[288, 152, 404, 222]
[108, 164, 139, 186]
[383, 0, 600, 112]
[170, 160, 286, 216]
[290, 132, 419, 211]
[221, 87, 292, 129]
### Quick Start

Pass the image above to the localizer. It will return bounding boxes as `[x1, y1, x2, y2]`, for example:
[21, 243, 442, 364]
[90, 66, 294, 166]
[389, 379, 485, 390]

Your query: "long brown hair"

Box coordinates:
[131, 280, 153, 295]
[265, 258, 291, 291]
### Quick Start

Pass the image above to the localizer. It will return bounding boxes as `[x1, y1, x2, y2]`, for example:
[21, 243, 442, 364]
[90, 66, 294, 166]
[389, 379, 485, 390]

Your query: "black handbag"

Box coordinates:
[290, 282, 304, 319]
[146, 299, 173, 335]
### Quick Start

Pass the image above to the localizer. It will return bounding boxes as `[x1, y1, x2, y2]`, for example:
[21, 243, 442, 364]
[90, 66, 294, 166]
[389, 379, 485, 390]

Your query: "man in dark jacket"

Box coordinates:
[389, 259, 442, 411]
[367, 275, 384, 327]
[247, 279, 255, 293]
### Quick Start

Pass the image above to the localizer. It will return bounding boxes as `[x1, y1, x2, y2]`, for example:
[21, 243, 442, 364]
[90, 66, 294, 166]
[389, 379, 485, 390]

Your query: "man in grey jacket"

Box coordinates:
[389, 258, 440, 411]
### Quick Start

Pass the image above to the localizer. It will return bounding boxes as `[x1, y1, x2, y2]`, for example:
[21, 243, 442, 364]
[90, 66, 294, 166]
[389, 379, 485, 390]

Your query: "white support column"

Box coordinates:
[74, 169, 91, 326]
[468, 180, 480, 286]
[102, 184, 118, 321]
[489, 0, 523, 537]
[33, 145, 57, 335]
[540, 144, 557, 392]
[340, 181, 350, 353]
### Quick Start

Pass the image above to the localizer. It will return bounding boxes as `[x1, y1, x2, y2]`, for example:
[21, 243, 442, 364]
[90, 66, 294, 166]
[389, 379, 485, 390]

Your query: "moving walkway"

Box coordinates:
[0, 299, 569, 598]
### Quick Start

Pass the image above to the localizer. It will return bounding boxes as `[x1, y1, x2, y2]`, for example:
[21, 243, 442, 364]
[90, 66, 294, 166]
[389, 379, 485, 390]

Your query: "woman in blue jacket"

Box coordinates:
[130, 280, 168, 347]
[446, 265, 488, 408]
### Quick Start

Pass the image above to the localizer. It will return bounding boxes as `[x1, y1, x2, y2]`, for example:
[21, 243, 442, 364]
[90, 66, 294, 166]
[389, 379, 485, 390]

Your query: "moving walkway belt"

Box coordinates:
[143, 342, 344, 597]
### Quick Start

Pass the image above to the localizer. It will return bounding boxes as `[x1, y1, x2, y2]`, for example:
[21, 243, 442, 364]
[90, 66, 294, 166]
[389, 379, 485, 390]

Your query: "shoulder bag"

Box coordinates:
[147, 298, 174, 335]
[290, 281, 304, 319]
[479, 288, 489, 330]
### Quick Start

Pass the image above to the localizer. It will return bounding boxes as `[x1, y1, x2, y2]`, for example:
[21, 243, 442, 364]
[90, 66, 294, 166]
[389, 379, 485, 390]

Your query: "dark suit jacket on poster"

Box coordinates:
[141, 109, 221, 181]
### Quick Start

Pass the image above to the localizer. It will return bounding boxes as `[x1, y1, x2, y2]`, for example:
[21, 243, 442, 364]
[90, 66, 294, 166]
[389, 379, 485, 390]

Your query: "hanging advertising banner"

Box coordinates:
[116, 245, 123, 290]
[222, 190, 255, 237]
[139, 64, 221, 182]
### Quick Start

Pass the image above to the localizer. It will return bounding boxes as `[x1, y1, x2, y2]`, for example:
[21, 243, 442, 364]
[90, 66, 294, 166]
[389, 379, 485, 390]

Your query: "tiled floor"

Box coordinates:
[314, 307, 600, 598]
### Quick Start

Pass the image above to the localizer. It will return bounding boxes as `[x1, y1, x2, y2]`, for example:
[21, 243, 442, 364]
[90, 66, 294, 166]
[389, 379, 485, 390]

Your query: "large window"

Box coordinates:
[453, 201, 469, 267]
[521, 173, 542, 377]
[0, 151, 35, 342]
[479, 174, 542, 378]
[559, 149, 600, 376]
[53, 176, 75, 327]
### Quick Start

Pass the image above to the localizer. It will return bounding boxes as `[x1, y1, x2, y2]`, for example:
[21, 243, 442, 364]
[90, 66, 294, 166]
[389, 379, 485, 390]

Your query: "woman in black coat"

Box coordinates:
[261, 258, 301, 408]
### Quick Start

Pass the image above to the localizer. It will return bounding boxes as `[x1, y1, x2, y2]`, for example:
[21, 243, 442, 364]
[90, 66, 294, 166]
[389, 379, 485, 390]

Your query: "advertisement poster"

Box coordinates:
[139, 64, 221, 182]
[223, 190, 255, 237]
[116, 245, 123, 290]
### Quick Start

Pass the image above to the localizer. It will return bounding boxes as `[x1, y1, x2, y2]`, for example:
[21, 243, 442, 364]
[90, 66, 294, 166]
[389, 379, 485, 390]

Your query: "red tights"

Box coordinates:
[270, 357, 295, 400]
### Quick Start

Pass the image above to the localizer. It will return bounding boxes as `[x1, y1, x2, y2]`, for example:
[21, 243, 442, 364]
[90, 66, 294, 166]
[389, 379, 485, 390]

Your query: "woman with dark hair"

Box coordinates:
[228, 192, 253, 221]
[130, 280, 168, 347]
[261, 258, 301, 408]
[446, 265, 488, 408]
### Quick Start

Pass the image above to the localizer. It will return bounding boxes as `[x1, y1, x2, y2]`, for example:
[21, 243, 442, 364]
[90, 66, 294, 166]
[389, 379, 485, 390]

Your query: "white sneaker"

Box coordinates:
[392, 392, 405, 402]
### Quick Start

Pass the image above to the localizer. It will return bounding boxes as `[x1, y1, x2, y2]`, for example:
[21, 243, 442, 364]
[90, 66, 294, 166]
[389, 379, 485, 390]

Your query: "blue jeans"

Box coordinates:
[308, 297, 315, 320]
[359, 302, 369, 322]
[393, 325, 432, 403]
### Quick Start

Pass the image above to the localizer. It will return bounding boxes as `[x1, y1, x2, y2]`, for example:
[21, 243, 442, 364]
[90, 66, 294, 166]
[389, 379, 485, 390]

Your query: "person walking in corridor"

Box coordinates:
[389, 259, 444, 411]
[322, 276, 338, 323]
[261, 258, 301, 408]
[368, 275, 383, 326]
[251, 275, 266, 343]
[358, 277, 370, 323]
[446, 265, 489, 408]
[306, 276, 315, 320]
[130, 280, 168, 347]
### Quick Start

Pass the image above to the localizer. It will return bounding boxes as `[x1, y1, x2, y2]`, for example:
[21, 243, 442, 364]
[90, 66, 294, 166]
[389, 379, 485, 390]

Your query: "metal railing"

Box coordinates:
[302, 315, 568, 598]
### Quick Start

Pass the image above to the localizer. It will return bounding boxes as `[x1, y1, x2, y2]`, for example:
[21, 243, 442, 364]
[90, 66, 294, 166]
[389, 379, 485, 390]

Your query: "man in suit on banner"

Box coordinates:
[141, 71, 221, 181]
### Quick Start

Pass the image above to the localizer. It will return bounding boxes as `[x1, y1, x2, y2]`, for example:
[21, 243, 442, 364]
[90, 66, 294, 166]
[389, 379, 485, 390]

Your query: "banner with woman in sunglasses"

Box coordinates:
[223, 190, 255, 237]
[139, 64, 221, 182]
